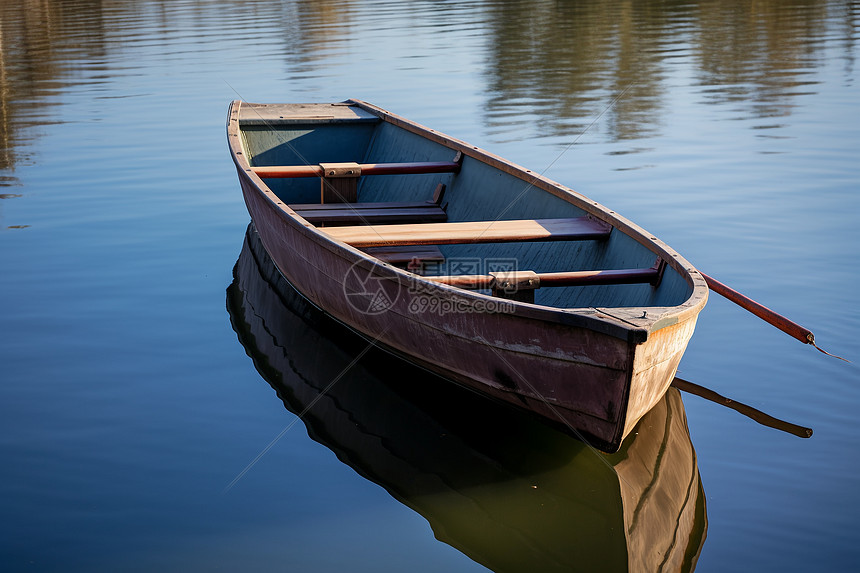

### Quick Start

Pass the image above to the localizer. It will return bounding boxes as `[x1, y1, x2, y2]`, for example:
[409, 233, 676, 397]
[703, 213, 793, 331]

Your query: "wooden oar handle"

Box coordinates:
[701, 272, 813, 345]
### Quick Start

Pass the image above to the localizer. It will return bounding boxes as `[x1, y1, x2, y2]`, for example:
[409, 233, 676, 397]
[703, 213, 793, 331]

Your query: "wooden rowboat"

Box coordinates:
[227, 225, 708, 572]
[227, 99, 709, 453]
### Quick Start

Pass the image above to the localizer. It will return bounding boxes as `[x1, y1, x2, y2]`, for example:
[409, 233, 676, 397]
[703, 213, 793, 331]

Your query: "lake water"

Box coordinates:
[1, 1, 858, 571]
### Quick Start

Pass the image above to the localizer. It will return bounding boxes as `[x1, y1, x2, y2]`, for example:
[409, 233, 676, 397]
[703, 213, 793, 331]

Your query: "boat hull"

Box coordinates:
[228, 100, 706, 452]
[227, 227, 708, 572]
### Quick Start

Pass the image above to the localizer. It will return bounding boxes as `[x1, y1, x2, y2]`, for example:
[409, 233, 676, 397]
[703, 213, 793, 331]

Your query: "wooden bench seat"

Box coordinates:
[363, 245, 445, 265]
[291, 201, 447, 225]
[321, 217, 612, 248]
[291, 200, 441, 211]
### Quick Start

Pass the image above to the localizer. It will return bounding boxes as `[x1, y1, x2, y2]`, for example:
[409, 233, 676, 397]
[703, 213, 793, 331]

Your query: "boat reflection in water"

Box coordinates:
[227, 224, 708, 573]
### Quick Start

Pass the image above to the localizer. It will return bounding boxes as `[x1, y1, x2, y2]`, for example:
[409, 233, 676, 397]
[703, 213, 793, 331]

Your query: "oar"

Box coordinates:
[701, 272, 848, 362]
[671, 377, 813, 439]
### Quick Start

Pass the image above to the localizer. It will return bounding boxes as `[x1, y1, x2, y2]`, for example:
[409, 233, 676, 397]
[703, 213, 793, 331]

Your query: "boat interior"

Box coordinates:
[238, 103, 694, 311]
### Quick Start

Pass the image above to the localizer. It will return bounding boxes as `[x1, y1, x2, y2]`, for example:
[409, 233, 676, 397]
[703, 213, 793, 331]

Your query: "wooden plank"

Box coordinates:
[290, 201, 441, 212]
[321, 217, 612, 248]
[321, 177, 357, 203]
[253, 160, 460, 179]
[363, 245, 445, 264]
[297, 206, 448, 225]
[432, 183, 447, 205]
[424, 266, 661, 289]
[237, 103, 378, 124]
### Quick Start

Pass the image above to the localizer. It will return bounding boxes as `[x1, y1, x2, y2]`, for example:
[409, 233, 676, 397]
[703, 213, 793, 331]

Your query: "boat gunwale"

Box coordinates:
[227, 99, 708, 343]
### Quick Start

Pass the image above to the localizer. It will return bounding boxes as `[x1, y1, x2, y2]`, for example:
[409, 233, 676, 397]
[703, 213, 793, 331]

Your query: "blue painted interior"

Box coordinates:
[242, 118, 692, 309]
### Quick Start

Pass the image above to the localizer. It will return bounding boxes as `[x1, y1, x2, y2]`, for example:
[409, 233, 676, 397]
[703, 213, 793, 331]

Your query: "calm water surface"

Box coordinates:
[1, 1, 858, 571]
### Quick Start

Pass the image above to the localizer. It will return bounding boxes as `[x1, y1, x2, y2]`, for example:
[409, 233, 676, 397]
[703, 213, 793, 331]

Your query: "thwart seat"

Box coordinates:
[320, 217, 613, 248]
[290, 201, 447, 225]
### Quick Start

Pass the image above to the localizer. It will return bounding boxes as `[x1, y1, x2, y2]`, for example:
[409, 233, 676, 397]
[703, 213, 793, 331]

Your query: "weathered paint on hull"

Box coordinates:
[625, 316, 699, 438]
[228, 99, 708, 452]
[239, 172, 695, 452]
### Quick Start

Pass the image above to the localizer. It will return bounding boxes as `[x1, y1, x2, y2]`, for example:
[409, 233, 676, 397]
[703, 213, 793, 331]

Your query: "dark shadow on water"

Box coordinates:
[227, 223, 708, 572]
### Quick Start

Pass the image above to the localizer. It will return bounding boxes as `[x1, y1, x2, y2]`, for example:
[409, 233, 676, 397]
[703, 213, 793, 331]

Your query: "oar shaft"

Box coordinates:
[701, 272, 814, 345]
